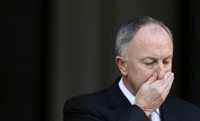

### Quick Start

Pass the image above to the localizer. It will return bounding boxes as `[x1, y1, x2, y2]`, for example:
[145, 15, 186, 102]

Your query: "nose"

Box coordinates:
[157, 62, 165, 80]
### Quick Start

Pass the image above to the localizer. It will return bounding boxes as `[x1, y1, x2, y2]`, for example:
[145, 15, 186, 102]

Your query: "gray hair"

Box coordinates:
[115, 16, 173, 59]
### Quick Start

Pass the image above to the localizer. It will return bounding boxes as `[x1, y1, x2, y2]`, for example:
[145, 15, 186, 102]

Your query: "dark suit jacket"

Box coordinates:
[64, 77, 200, 121]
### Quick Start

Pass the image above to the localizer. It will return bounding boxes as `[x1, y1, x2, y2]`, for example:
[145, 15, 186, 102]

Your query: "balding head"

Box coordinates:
[115, 16, 173, 60]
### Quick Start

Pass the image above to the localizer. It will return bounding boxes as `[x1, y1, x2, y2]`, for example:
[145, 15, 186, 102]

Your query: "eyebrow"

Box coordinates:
[141, 55, 173, 61]
[164, 55, 173, 59]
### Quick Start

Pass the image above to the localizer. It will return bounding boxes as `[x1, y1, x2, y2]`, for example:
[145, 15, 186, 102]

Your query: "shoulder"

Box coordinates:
[64, 89, 109, 112]
[165, 96, 200, 110]
[165, 96, 200, 117]
[63, 89, 110, 120]
[66, 89, 108, 105]
[64, 77, 121, 110]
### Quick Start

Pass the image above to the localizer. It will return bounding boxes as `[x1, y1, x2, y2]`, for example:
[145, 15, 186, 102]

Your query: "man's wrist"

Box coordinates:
[133, 103, 151, 116]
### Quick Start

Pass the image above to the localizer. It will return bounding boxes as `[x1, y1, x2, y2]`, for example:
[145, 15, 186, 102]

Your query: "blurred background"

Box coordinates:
[1, 0, 200, 121]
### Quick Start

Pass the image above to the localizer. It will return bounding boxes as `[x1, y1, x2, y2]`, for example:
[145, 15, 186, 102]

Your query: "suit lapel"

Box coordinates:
[106, 77, 132, 118]
[160, 97, 178, 121]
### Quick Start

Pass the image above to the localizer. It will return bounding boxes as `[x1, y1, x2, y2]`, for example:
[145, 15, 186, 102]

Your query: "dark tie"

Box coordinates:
[149, 114, 152, 121]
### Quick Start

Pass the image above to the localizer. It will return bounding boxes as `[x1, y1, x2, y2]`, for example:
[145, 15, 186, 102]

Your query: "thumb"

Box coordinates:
[146, 73, 157, 85]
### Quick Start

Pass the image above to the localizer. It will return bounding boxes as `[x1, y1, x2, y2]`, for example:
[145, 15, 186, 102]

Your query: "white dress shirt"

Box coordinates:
[118, 77, 161, 121]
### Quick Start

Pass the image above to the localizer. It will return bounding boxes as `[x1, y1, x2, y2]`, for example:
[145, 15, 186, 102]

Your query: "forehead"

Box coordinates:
[137, 24, 170, 42]
[127, 25, 173, 58]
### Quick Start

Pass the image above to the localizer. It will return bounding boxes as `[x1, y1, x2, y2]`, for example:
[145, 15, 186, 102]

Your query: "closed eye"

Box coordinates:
[145, 62, 154, 66]
[163, 61, 170, 64]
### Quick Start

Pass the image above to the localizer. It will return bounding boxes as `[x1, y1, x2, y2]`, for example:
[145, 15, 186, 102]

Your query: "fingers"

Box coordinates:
[145, 73, 157, 85]
[163, 73, 174, 95]
[157, 72, 174, 86]
[159, 72, 174, 100]
[163, 72, 174, 88]
[150, 72, 174, 98]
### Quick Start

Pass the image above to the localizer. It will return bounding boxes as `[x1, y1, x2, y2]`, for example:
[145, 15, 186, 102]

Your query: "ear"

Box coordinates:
[115, 56, 128, 76]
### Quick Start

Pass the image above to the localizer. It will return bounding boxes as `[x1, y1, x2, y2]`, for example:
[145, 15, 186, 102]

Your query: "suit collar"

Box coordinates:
[106, 77, 131, 117]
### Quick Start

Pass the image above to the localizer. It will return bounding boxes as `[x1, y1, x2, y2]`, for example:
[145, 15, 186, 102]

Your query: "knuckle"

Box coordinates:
[156, 88, 163, 96]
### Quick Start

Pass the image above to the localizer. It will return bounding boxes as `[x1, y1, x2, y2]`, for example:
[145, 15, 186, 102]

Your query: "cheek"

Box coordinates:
[135, 66, 155, 83]
[132, 70, 153, 92]
[166, 67, 172, 72]
[141, 70, 154, 82]
[164, 64, 172, 72]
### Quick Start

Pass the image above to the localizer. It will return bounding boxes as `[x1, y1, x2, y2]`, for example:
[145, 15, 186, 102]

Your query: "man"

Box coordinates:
[63, 16, 200, 121]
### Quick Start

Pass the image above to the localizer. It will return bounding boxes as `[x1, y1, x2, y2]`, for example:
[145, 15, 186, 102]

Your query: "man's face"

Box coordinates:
[123, 25, 173, 95]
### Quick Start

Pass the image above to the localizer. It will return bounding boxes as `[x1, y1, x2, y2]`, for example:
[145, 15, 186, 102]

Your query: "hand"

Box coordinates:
[134, 72, 174, 116]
